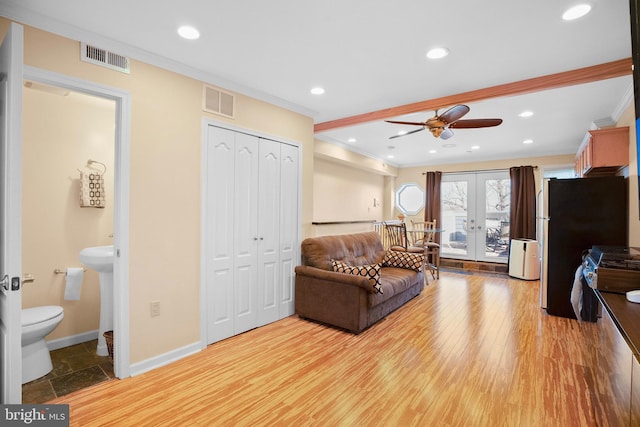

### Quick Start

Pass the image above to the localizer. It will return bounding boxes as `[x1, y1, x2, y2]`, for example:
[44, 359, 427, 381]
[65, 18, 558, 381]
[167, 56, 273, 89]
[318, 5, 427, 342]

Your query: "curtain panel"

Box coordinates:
[424, 171, 442, 244]
[509, 166, 536, 240]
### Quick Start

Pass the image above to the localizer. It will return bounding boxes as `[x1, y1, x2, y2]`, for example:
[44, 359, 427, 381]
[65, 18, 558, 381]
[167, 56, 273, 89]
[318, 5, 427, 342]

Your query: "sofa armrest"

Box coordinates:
[295, 265, 371, 333]
[294, 265, 375, 293]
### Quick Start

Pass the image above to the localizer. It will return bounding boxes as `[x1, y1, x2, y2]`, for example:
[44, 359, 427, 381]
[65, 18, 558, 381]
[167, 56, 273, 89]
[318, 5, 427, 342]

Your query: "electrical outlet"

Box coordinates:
[150, 300, 160, 317]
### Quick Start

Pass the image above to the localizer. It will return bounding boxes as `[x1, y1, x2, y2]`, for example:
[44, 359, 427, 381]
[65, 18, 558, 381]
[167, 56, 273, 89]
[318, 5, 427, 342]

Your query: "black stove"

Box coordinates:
[583, 246, 640, 293]
[590, 246, 640, 270]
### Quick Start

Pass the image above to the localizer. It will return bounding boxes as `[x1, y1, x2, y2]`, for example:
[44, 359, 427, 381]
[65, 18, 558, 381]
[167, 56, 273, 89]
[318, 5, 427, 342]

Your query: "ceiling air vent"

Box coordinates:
[80, 42, 130, 74]
[203, 84, 235, 118]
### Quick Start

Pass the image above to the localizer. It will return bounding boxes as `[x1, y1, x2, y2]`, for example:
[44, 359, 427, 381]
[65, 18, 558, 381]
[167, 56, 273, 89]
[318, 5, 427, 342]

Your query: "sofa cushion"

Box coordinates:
[369, 267, 421, 306]
[332, 260, 383, 294]
[301, 232, 386, 271]
[382, 250, 424, 272]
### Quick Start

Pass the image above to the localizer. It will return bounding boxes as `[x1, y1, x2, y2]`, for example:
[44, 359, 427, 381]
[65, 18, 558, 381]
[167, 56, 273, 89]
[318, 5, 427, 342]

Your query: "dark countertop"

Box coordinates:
[595, 290, 640, 359]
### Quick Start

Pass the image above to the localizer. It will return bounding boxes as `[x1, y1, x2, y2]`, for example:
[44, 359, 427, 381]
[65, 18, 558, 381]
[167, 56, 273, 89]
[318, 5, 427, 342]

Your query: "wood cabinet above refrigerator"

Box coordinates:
[574, 127, 629, 177]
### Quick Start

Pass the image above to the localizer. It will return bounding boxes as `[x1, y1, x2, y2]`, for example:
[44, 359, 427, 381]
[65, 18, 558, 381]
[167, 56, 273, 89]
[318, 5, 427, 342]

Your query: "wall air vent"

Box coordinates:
[80, 42, 130, 74]
[203, 84, 235, 118]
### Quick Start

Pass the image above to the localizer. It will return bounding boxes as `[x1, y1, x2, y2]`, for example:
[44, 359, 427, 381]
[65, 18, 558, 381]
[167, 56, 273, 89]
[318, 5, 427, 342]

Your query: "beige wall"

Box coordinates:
[313, 158, 385, 221]
[22, 88, 115, 340]
[2, 19, 315, 364]
[312, 139, 399, 236]
[312, 157, 385, 236]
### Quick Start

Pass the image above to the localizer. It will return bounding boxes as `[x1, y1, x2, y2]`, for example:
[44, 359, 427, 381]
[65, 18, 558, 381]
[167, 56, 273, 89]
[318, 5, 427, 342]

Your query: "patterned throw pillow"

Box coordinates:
[382, 250, 424, 272]
[331, 260, 383, 295]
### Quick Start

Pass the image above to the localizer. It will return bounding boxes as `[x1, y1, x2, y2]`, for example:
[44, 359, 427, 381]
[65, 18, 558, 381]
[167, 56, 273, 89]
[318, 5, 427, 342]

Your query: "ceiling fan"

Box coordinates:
[385, 104, 503, 140]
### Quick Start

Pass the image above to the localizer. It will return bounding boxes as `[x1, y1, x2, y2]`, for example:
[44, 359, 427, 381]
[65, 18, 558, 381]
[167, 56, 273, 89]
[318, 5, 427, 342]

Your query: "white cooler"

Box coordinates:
[509, 239, 540, 280]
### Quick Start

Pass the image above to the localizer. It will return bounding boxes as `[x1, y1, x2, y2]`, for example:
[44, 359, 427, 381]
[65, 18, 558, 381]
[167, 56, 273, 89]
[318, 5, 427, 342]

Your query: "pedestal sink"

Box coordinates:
[79, 245, 114, 357]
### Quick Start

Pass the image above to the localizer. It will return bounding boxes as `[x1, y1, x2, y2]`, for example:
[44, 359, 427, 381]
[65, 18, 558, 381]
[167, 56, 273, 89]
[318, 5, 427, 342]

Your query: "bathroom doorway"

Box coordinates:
[20, 68, 131, 401]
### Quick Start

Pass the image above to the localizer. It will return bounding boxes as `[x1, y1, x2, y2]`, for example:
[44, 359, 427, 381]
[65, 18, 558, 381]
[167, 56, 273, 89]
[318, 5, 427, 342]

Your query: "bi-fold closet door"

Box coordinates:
[205, 125, 298, 345]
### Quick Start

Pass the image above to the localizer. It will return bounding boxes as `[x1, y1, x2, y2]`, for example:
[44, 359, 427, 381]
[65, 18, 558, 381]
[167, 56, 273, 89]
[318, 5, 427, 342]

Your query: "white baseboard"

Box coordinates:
[47, 330, 99, 351]
[129, 341, 201, 377]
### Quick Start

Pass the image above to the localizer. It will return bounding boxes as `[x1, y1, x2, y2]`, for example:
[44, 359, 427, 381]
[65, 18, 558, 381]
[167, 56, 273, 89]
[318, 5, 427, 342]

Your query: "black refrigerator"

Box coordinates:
[539, 176, 628, 321]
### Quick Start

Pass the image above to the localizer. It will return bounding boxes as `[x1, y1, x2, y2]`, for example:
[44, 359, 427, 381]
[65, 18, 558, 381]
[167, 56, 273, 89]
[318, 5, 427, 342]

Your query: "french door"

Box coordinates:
[440, 171, 510, 262]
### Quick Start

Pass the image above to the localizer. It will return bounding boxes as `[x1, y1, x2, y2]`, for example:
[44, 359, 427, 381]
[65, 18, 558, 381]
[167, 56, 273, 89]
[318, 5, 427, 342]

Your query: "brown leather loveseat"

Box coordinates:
[295, 231, 425, 333]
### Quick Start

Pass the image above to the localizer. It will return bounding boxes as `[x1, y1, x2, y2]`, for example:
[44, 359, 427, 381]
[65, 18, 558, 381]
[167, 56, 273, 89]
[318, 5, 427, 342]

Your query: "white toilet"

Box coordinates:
[21, 306, 64, 384]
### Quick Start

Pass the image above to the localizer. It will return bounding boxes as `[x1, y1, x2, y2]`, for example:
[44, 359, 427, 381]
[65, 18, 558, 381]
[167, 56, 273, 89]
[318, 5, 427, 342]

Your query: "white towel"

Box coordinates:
[64, 267, 84, 300]
[570, 265, 583, 321]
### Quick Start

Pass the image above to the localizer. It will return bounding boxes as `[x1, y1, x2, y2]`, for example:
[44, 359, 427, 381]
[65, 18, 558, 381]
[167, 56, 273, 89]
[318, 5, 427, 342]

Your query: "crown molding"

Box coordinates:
[611, 82, 635, 122]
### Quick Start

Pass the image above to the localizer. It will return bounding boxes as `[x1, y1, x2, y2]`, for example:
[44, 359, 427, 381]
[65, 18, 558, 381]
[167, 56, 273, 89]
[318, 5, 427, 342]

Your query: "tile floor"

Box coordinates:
[22, 339, 114, 404]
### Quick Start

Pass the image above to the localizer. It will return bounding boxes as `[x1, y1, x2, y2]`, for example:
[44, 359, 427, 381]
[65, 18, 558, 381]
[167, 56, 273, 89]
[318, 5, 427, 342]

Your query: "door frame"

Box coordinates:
[200, 117, 303, 349]
[1, 21, 24, 404]
[24, 66, 132, 378]
[440, 170, 510, 263]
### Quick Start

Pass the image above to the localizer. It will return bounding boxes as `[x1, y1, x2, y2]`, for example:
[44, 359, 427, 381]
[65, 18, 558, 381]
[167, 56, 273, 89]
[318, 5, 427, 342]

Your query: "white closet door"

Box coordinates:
[204, 124, 300, 344]
[279, 144, 299, 316]
[233, 133, 259, 334]
[257, 139, 281, 325]
[206, 126, 236, 343]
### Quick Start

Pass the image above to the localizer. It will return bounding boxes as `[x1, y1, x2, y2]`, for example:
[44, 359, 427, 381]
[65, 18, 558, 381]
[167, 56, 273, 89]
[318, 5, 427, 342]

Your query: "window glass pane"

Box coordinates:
[396, 183, 424, 215]
[441, 180, 468, 257]
[484, 178, 510, 259]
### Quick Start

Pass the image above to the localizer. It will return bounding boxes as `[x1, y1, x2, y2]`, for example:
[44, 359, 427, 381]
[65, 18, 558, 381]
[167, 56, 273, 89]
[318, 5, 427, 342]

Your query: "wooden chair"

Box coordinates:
[410, 219, 440, 279]
[384, 221, 427, 283]
[384, 222, 424, 254]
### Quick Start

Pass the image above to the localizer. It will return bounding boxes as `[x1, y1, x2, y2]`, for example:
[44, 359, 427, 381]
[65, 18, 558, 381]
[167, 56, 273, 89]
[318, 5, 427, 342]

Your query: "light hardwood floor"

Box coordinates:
[50, 270, 630, 426]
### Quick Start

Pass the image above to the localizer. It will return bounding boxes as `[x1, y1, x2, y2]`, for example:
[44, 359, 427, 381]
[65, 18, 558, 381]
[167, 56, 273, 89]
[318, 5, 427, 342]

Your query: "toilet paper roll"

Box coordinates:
[64, 267, 84, 300]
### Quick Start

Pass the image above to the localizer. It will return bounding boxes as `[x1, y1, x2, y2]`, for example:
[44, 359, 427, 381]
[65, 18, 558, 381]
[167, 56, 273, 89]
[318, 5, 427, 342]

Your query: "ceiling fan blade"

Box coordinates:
[438, 104, 470, 124]
[389, 127, 425, 139]
[440, 128, 454, 140]
[385, 120, 427, 126]
[449, 118, 503, 128]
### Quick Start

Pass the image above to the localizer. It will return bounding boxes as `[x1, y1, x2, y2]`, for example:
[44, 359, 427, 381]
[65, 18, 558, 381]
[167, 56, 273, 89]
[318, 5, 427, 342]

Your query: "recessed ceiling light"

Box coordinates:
[429, 149, 437, 154]
[426, 47, 449, 59]
[347, 137, 357, 143]
[518, 110, 534, 118]
[442, 143, 456, 148]
[562, 4, 592, 21]
[177, 25, 200, 40]
[387, 155, 395, 159]
[310, 87, 325, 95]
[523, 139, 534, 144]
[471, 145, 480, 150]
[397, 130, 408, 136]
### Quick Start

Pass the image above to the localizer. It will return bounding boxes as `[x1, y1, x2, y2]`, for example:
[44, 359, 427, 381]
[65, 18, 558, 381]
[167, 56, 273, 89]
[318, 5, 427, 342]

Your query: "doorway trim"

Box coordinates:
[24, 66, 131, 378]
